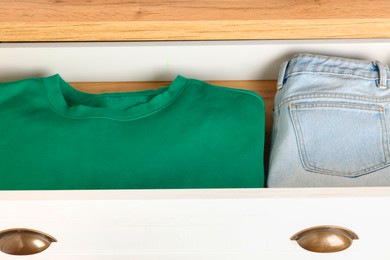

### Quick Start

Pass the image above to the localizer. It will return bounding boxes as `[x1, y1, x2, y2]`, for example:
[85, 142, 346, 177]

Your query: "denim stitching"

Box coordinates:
[379, 107, 389, 161]
[289, 102, 389, 177]
[286, 71, 379, 81]
[270, 104, 280, 153]
[291, 53, 377, 64]
[305, 163, 388, 177]
[275, 93, 390, 111]
[380, 107, 390, 162]
[290, 104, 336, 174]
[293, 102, 384, 111]
[289, 104, 311, 171]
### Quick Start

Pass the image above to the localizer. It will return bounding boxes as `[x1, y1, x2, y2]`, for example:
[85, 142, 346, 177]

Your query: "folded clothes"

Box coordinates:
[268, 53, 390, 187]
[0, 74, 265, 190]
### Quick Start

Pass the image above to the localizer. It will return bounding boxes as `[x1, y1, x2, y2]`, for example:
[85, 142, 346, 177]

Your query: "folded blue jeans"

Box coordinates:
[268, 53, 390, 187]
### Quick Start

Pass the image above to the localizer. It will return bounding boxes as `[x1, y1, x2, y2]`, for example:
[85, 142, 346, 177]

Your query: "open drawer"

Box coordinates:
[1, 40, 390, 258]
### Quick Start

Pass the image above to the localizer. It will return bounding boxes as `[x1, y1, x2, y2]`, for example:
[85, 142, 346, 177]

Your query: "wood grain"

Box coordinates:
[1, 0, 390, 41]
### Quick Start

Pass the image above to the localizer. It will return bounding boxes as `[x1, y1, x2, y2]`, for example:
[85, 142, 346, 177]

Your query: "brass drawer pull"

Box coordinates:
[0, 228, 57, 255]
[290, 225, 358, 253]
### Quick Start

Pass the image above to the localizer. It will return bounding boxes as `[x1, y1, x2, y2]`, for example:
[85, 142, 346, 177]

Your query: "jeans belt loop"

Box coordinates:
[277, 60, 289, 90]
[374, 60, 388, 89]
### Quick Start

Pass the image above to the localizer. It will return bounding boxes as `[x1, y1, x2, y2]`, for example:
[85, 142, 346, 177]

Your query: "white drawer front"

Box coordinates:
[0, 188, 388, 259]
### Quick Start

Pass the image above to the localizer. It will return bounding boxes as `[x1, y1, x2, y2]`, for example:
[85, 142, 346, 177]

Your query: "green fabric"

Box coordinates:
[0, 74, 265, 190]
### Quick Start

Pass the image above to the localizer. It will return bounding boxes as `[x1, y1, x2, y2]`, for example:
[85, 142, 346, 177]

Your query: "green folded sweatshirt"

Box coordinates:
[0, 74, 265, 189]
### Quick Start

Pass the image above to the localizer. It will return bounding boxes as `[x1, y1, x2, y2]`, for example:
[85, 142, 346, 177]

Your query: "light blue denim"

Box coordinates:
[267, 53, 390, 187]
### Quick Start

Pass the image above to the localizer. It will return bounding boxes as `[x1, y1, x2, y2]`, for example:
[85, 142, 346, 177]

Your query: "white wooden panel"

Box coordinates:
[0, 188, 389, 259]
[1, 39, 390, 82]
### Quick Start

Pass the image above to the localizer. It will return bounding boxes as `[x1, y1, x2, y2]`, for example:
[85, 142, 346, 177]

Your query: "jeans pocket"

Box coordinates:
[289, 102, 390, 177]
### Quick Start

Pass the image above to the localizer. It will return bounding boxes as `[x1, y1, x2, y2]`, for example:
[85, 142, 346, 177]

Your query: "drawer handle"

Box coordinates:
[290, 225, 358, 253]
[0, 228, 57, 255]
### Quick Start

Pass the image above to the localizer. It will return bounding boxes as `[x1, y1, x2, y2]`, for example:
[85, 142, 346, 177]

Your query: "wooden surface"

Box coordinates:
[1, 0, 390, 41]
